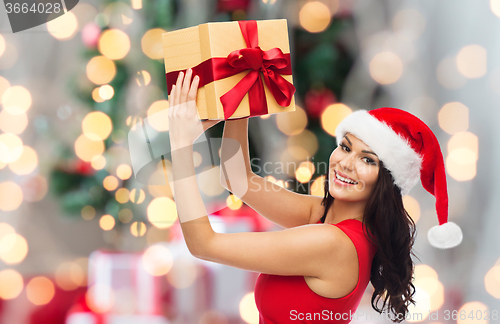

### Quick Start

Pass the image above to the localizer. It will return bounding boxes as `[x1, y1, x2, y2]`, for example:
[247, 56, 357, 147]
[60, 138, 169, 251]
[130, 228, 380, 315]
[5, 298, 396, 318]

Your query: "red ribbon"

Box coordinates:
[165, 20, 295, 120]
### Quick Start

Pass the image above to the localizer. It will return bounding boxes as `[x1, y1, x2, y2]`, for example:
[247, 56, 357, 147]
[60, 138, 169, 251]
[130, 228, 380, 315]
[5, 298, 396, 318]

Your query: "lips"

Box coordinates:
[333, 170, 358, 185]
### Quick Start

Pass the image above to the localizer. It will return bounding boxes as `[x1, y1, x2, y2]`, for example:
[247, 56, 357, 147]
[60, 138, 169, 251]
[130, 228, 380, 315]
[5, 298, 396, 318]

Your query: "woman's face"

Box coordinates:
[328, 133, 380, 202]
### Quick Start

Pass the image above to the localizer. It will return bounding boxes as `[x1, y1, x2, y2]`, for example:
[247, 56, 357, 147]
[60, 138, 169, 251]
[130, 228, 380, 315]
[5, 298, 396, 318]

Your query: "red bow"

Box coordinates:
[165, 20, 295, 120]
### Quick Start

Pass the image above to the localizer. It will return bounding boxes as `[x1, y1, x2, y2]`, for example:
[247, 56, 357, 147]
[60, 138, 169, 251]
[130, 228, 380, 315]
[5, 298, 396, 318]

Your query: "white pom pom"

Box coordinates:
[427, 222, 463, 249]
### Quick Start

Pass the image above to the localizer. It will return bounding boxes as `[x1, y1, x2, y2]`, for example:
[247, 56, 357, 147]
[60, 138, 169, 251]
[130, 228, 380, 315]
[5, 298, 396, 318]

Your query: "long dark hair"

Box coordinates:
[319, 162, 418, 323]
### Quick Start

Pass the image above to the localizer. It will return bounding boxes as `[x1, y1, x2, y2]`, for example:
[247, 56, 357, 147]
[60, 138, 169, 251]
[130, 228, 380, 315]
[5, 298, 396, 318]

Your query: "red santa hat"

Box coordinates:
[335, 107, 463, 249]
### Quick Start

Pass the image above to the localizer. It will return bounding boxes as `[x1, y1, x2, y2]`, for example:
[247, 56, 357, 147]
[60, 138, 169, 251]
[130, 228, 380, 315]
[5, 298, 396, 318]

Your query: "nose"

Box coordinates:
[339, 154, 355, 172]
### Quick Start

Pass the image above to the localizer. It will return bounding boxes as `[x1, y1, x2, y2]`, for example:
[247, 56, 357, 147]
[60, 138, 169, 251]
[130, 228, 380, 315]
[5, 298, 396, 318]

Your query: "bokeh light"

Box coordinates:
[227, 194, 243, 210]
[86, 56, 116, 85]
[0, 34, 5, 57]
[0, 109, 28, 134]
[1, 85, 32, 115]
[130, 221, 146, 236]
[147, 197, 177, 229]
[0, 133, 23, 163]
[167, 257, 197, 289]
[103, 175, 119, 191]
[147, 100, 170, 132]
[119, 208, 133, 223]
[115, 188, 130, 203]
[21, 175, 48, 202]
[438, 102, 469, 134]
[457, 301, 489, 324]
[81, 205, 96, 220]
[369, 51, 404, 84]
[392, 9, 426, 41]
[0, 181, 23, 211]
[141, 28, 166, 59]
[74, 133, 105, 162]
[437, 56, 466, 90]
[26, 277, 55, 305]
[0, 76, 10, 98]
[0, 233, 28, 264]
[116, 164, 132, 180]
[55, 261, 85, 291]
[91, 155, 106, 170]
[129, 188, 145, 204]
[82, 111, 113, 140]
[456, 45, 487, 79]
[403, 195, 421, 223]
[98, 29, 130, 60]
[136, 70, 151, 86]
[276, 105, 307, 136]
[239, 292, 259, 324]
[446, 131, 478, 181]
[92, 87, 105, 102]
[310, 175, 325, 197]
[299, 2, 331, 33]
[484, 265, 500, 298]
[99, 215, 116, 231]
[321, 103, 352, 137]
[142, 244, 173, 276]
[8, 145, 38, 175]
[98, 84, 114, 100]
[47, 12, 78, 40]
[287, 129, 318, 160]
[0, 269, 23, 299]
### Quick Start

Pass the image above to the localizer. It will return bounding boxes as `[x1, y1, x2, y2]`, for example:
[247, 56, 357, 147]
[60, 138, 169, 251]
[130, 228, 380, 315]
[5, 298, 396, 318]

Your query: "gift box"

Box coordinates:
[162, 19, 296, 120]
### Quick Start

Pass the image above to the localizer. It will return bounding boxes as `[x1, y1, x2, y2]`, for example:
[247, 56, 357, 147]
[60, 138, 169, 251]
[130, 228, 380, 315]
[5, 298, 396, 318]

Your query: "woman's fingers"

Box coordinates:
[181, 68, 193, 103]
[187, 75, 199, 102]
[169, 85, 175, 114]
[174, 72, 183, 107]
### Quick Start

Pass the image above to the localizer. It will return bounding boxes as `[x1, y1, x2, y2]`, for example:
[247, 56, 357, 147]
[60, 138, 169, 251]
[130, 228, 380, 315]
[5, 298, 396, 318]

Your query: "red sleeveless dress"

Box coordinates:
[254, 219, 378, 324]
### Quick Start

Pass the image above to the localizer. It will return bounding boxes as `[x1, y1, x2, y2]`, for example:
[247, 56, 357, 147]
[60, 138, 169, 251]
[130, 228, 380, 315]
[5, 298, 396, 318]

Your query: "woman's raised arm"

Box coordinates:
[220, 118, 322, 228]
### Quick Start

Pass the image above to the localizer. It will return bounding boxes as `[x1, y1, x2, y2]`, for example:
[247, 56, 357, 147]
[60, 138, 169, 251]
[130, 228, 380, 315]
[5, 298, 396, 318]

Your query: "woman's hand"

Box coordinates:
[168, 68, 221, 149]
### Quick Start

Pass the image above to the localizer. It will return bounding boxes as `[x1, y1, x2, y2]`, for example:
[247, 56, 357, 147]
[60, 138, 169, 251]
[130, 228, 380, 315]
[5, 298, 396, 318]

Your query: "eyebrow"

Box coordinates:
[343, 135, 378, 157]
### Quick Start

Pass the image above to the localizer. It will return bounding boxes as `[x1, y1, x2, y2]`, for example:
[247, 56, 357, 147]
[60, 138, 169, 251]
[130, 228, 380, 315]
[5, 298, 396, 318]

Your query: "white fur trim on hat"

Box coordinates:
[335, 110, 422, 195]
[427, 222, 463, 249]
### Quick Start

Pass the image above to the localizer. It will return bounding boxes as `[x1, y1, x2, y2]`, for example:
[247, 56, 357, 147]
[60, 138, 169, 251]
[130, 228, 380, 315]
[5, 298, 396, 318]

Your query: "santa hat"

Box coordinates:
[335, 107, 463, 249]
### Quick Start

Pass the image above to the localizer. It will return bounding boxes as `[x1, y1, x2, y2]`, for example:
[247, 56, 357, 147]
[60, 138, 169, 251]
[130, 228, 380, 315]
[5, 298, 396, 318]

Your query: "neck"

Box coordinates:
[324, 198, 366, 224]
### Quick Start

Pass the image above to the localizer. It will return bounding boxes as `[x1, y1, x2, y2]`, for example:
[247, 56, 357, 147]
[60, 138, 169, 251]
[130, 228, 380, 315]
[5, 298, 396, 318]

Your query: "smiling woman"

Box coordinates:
[168, 71, 461, 324]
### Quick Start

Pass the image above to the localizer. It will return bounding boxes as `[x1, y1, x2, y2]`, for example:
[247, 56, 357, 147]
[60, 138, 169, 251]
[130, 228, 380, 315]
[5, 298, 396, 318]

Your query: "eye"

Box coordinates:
[362, 157, 377, 165]
[340, 143, 350, 152]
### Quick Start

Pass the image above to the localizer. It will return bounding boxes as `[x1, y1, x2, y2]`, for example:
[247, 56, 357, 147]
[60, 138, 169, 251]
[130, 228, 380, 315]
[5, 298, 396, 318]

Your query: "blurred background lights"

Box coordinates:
[86, 56, 116, 85]
[484, 264, 500, 298]
[26, 277, 55, 305]
[116, 164, 132, 180]
[103, 175, 119, 191]
[131, 0, 142, 10]
[98, 84, 115, 100]
[21, 175, 48, 202]
[491, 0, 500, 17]
[142, 244, 173, 276]
[141, 28, 167, 59]
[119, 208, 133, 223]
[457, 301, 489, 324]
[136, 70, 151, 86]
[437, 56, 467, 90]
[1, 85, 32, 115]
[438, 102, 469, 134]
[147, 197, 177, 229]
[446, 131, 478, 181]
[0, 76, 9, 97]
[55, 261, 86, 291]
[227, 194, 243, 210]
[91, 155, 107, 170]
[47, 12, 78, 40]
[406, 288, 430, 322]
[295, 161, 315, 183]
[99, 215, 116, 231]
[392, 9, 426, 41]
[129, 188, 145, 204]
[402, 195, 421, 223]
[81, 205, 96, 220]
[8, 146, 38, 175]
[0, 233, 28, 264]
[0, 269, 24, 299]
[92, 87, 105, 102]
[287, 129, 318, 160]
[166, 257, 197, 289]
[369, 51, 403, 84]
[456, 44, 487, 79]
[276, 105, 307, 136]
[82, 111, 113, 140]
[299, 1, 331, 33]
[130, 221, 146, 236]
[115, 188, 130, 203]
[0, 133, 23, 163]
[239, 292, 259, 324]
[321, 103, 352, 136]
[147, 100, 170, 132]
[98, 29, 131, 60]
[310, 175, 325, 197]
[0, 181, 23, 211]
[0, 109, 28, 134]
[74, 133, 105, 162]
[0, 34, 5, 57]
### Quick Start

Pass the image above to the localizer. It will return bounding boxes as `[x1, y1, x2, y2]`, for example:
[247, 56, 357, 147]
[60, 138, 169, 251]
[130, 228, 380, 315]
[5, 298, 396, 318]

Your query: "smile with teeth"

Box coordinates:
[335, 171, 358, 185]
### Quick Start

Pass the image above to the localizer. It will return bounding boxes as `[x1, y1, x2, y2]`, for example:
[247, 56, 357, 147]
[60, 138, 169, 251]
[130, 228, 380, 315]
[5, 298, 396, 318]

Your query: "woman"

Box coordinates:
[168, 68, 462, 323]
